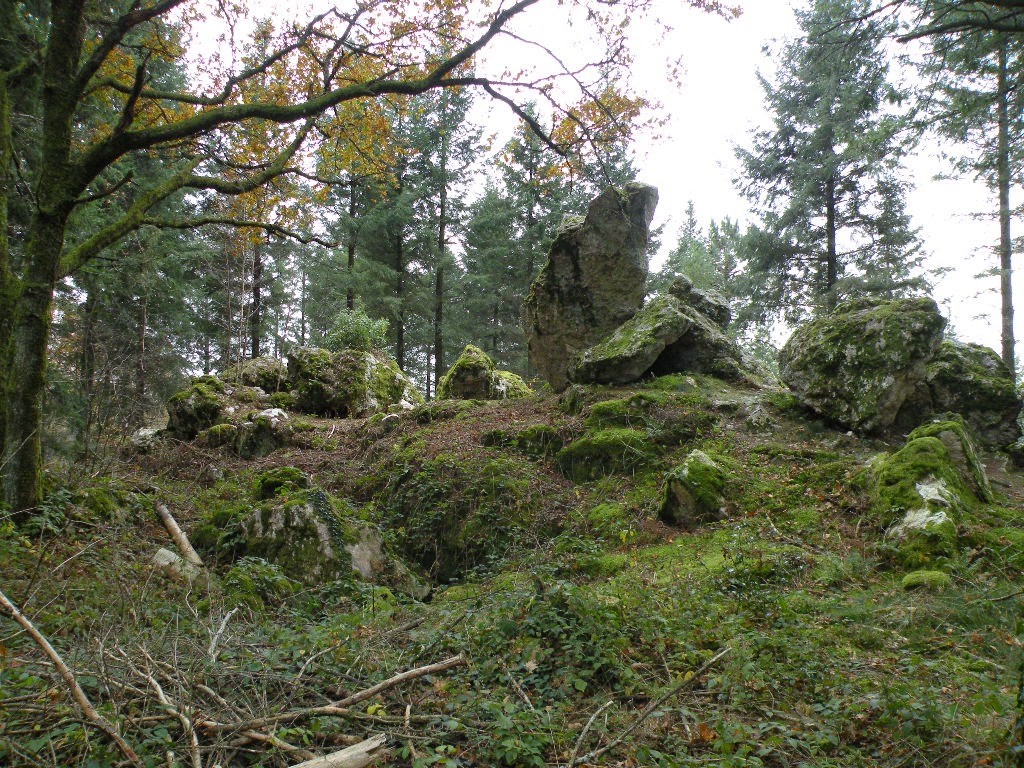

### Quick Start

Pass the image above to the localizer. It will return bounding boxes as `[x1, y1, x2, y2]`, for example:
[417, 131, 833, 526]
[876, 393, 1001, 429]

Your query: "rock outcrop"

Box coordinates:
[523, 183, 659, 391]
[779, 298, 947, 433]
[919, 341, 1021, 447]
[166, 376, 226, 439]
[863, 415, 992, 569]
[241, 486, 428, 598]
[220, 356, 289, 392]
[570, 278, 756, 386]
[436, 345, 531, 400]
[288, 346, 423, 417]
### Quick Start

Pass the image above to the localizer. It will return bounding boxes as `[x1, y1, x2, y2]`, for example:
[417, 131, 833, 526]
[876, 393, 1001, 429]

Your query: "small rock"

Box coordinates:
[659, 450, 728, 529]
[152, 548, 204, 584]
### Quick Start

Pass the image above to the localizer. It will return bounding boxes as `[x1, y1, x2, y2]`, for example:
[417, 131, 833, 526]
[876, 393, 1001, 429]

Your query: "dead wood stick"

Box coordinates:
[566, 700, 614, 768]
[199, 654, 468, 734]
[288, 734, 388, 768]
[239, 729, 317, 761]
[572, 647, 732, 766]
[0, 587, 143, 766]
[331, 654, 467, 709]
[155, 503, 204, 567]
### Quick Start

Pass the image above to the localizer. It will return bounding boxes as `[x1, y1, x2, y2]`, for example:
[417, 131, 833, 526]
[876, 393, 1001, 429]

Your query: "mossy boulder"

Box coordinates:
[196, 422, 238, 449]
[220, 356, 289, 392]
[376, 453, 547, 581]
[436, 345, 531, 400]
[570, 294, 752, 387]
[166, 378, 226, 439]
[241, 490, 353, 585]
[523, 183, 659, 391]
[239, 488, 425, 596]
[288, 346, 424, 416]
[658, 450, 728, 529]
[921, 341, 1021, 447]
[667, 274, 731, 329]
[235, 409, 290, 459]
[908, 416, 994, 503]
[514, 424, 563, 458]
[780, 297, 947, 433]
[253, 467, 310, 500]
[871, 435, 978, 568]
[901, 569, 952, 591]
[556, 428, 658, 481]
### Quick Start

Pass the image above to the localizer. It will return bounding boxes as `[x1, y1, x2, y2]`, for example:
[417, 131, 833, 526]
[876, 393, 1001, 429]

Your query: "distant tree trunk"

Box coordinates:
[824, 173, 838, 312]
[299, 269, 307, 346]
[79, 286, 98, 451]
[998, 40, 1016, 371]
[347, 177, 357, 311]
[135, 296, 148, 426]
[395, 236, 405, 370]
[250, 241, 262, 359]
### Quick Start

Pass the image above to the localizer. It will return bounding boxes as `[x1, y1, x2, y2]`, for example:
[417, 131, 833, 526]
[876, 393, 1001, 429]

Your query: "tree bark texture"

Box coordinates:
[998, 40, 1016, 371]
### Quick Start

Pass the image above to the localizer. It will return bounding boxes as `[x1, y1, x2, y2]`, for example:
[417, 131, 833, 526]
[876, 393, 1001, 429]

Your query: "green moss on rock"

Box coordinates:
[375, 453, 547, 581]
[908, 415, 994, 502]
[901, 569, 952, 591]
[779, 297, 947, 433]
[659, 450, 728, 529]
[515, 424, 563, 458]
[923, 341, 1022, 446]
[166, 379, 226, 439]
[253, 467, 310, 500]
[197, 423, 238, 449]
[289, 346, 423, 416]
[437, 345, 531, 400]
[556, 428, 658, 481]
[872, 436, 976, 568]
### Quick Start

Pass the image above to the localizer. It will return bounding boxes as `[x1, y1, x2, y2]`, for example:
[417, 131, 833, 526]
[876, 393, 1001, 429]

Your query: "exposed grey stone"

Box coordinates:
[779, 297, 947, 433]
[668, 275, 731, 330]
[922, 341, 1022, 447]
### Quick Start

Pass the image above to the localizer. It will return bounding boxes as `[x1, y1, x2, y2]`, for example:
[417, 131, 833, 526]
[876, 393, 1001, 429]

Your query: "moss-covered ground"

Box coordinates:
[2, 377, 1023, 767]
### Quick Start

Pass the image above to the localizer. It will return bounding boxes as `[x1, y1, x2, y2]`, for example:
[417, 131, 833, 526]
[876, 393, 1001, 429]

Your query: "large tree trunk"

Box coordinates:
[998, 41, 1016, 372]
[3, 240, 61, 515]
[1, 0, 84, 514]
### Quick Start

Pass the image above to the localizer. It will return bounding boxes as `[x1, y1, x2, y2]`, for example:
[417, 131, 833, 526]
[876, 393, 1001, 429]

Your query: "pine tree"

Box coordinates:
[921, 29, 1024, 370]
[736, 0, 925, 323]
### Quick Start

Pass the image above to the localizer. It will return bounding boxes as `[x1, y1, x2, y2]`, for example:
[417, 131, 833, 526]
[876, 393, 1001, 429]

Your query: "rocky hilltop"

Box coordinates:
[3, 184, 1024, 768]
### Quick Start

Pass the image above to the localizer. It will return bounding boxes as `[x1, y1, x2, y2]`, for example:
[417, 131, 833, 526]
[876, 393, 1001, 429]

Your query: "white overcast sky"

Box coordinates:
[240, 0, 1015, 357]
[615, 1, 1015, 355]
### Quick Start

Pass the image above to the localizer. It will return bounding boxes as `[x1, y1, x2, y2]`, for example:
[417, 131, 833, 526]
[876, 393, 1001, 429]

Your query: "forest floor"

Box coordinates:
[2, 373, 1023, 768]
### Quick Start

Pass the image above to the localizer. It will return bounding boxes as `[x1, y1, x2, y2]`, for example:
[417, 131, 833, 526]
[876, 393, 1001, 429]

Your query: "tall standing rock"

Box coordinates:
[523, 183, 659, 391]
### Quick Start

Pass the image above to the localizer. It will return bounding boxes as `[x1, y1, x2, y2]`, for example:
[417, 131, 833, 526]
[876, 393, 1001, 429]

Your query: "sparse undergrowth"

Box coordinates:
[2, 379, 1023, 767]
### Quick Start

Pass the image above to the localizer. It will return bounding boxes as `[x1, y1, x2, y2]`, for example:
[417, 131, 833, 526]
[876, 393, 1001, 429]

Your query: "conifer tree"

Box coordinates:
[736, 0, 925, 323]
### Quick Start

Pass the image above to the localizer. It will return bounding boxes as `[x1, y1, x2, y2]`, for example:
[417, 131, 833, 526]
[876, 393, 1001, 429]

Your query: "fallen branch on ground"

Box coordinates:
[155, 502, 204, 567]
[0, 587, 143, 766]
[288, 733, 388, 768]
[570, 647, 732, 766]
